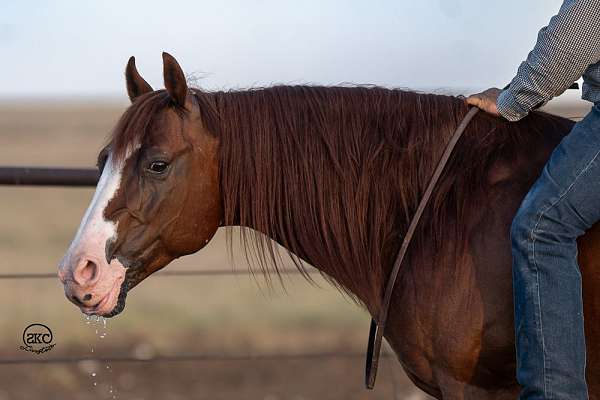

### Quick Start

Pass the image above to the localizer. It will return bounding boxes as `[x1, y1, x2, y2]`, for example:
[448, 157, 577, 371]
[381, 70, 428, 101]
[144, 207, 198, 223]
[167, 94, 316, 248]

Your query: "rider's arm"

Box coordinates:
[497, 0, 600, 121]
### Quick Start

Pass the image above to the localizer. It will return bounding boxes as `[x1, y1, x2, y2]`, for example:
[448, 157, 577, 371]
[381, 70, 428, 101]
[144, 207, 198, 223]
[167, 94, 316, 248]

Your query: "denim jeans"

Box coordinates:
[511, 103, 600, 399]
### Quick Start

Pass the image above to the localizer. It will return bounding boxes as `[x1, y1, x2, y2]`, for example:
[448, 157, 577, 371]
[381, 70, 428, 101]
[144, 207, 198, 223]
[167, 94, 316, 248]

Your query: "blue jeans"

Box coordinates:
[511, 103, 600, 399]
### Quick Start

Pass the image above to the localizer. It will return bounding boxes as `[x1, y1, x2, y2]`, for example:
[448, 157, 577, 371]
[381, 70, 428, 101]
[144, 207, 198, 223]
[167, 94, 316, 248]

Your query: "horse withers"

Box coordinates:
[58, 53, 600, 399]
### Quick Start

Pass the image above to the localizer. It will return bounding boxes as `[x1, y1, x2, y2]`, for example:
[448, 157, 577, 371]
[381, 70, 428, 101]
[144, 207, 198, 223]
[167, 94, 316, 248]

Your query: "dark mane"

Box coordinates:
[110, 85, 573, 311]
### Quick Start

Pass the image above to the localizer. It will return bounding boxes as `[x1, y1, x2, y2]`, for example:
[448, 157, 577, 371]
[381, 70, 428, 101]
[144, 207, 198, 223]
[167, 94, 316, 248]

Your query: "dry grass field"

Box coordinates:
[0, 101, 432, 399]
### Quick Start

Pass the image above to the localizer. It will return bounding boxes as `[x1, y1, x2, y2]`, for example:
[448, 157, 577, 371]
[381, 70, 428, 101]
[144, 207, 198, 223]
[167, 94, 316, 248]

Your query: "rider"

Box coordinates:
[467, 0, 600, 398]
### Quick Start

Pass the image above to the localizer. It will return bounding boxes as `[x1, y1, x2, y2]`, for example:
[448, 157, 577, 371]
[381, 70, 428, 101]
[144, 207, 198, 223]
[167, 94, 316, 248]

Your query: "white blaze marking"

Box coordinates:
[61, 153, 123, 270]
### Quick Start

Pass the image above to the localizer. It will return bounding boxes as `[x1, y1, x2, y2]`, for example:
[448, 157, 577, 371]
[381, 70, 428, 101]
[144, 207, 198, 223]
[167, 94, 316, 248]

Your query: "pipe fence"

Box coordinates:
[0, 166, 98, 186]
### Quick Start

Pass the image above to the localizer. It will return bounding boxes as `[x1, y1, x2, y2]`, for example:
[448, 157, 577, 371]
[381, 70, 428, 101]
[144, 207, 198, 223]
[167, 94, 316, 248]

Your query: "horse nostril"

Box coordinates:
[73, 259, 99, 286]
[81, 261, 96, 280]
[83, 293, 92, 301]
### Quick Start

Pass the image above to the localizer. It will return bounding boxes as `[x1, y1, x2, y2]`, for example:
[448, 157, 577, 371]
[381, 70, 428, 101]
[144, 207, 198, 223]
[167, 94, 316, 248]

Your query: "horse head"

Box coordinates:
[58, 53, 221, 317]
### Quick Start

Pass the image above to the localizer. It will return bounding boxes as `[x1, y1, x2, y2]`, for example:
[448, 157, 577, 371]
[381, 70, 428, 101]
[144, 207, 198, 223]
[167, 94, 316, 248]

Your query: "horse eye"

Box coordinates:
[147, 161, 169, 174]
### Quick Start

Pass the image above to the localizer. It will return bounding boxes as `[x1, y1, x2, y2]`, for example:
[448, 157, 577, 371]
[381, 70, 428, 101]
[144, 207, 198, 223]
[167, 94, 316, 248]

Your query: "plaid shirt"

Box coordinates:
[497, 0, 600, 121]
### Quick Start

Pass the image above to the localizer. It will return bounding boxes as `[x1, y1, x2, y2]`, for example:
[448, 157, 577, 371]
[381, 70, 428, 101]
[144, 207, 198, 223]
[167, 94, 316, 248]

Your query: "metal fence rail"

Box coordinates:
[0, 167, 98, 186]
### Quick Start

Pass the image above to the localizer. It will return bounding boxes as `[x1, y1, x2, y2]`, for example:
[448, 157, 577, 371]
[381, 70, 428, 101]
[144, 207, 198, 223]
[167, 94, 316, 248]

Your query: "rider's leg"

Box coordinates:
[511, 103, 600, 399]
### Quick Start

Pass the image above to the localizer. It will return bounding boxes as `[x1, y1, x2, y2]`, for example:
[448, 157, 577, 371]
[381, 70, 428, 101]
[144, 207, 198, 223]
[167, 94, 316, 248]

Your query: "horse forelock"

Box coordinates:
[109, 89, 220, 164]
[109, 90, 173, 165]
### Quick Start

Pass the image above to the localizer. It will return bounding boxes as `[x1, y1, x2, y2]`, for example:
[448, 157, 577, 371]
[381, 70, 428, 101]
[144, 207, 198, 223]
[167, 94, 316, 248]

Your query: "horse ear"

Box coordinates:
[125, 56, 153, 102]
[162, 52, 188, 107]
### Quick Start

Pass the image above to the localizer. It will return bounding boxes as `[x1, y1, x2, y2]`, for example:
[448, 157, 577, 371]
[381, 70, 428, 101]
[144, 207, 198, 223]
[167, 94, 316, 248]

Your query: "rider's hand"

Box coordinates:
[466, 88, 502, 117]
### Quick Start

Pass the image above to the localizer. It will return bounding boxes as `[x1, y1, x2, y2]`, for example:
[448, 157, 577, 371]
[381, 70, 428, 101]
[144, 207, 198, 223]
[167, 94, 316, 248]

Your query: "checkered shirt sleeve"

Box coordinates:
[497, 0, 600, 121]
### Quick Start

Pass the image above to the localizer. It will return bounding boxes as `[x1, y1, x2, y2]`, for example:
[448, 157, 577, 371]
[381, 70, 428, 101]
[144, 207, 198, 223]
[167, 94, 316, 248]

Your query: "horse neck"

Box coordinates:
[213, 87, 462, 315]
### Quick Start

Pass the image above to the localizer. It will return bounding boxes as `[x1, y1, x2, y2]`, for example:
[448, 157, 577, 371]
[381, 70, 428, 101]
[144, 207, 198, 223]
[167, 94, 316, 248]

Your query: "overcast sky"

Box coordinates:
[0, 0, 563, 98]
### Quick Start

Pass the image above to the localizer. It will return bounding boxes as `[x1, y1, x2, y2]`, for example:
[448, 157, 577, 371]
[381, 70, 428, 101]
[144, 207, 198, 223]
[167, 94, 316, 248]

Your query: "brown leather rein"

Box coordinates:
[365, 106, 480, 389]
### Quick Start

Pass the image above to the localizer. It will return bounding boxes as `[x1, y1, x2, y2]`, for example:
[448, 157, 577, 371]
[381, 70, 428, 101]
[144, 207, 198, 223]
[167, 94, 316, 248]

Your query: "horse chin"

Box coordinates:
[97, 278, 130, 318]
[83, 278, 129, 318]
[102, 263, 148, 318]
[100, 252, 161, 318]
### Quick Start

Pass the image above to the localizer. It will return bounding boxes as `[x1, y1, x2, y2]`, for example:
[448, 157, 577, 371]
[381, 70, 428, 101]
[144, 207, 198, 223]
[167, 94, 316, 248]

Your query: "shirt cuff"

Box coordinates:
[496, 88, 530, 122]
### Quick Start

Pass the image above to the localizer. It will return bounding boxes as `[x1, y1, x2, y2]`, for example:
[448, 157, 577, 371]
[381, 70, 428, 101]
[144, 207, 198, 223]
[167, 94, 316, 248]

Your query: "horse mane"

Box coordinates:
[110, 85, 573, 312]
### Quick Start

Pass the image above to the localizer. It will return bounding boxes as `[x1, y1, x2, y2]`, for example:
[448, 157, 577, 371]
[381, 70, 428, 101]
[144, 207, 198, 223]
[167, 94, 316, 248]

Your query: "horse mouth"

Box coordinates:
[94, 254, 149, 318]
[81, 278, 129, 318]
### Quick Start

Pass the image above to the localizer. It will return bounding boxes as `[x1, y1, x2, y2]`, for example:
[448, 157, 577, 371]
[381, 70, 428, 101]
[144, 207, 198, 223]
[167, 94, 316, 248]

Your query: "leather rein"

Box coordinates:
[365, 106, 480, 389]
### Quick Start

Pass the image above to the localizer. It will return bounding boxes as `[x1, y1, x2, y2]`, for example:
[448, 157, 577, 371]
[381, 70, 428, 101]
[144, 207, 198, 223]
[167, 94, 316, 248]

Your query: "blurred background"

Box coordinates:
[0, 1, 590, 399]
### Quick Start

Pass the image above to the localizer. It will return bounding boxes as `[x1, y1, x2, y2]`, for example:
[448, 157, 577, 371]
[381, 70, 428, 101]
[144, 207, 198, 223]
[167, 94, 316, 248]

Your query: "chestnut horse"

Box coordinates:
[58, 53, 600, 399]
